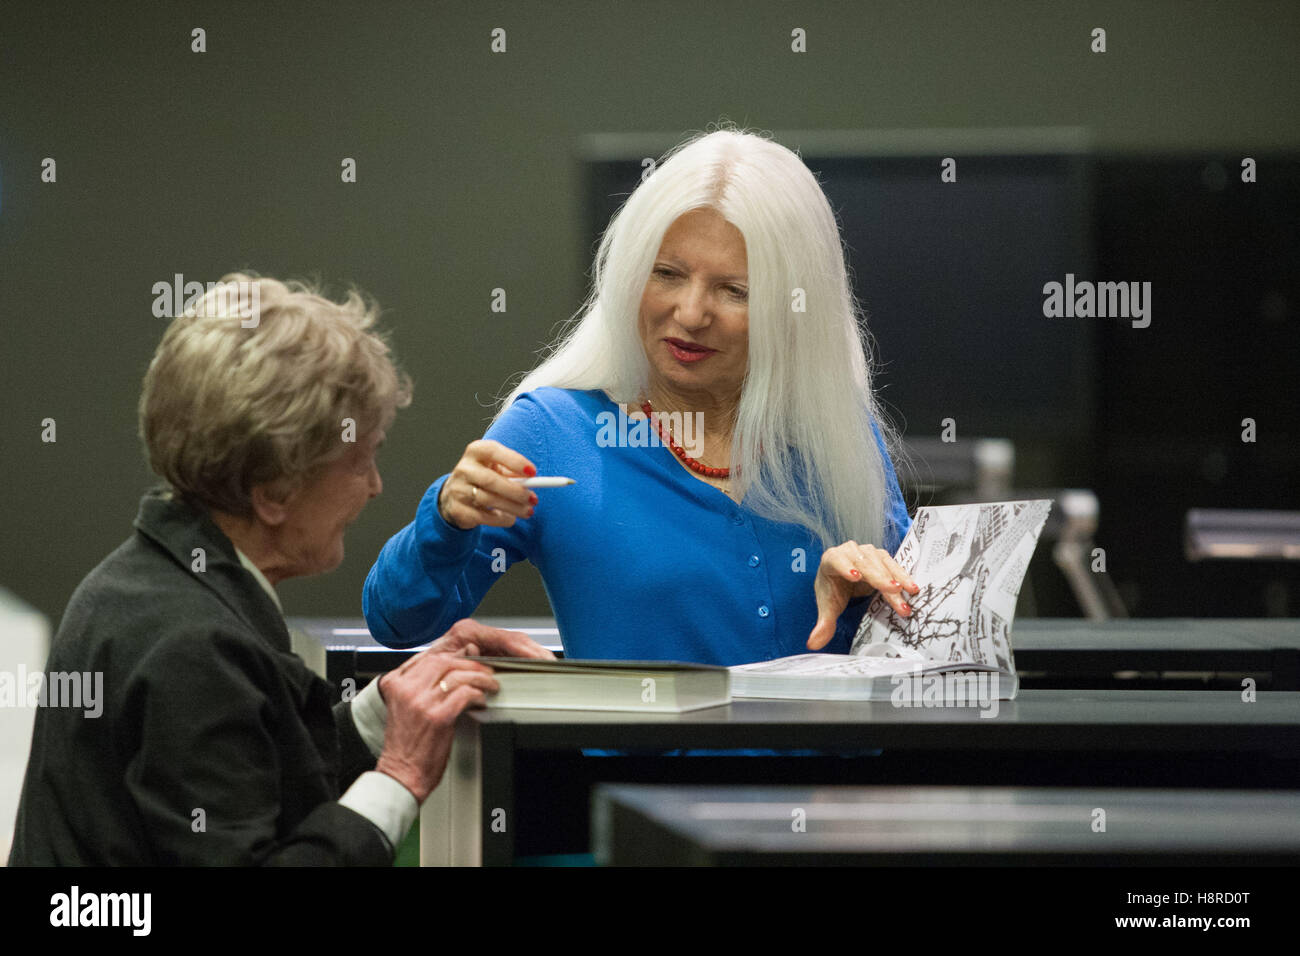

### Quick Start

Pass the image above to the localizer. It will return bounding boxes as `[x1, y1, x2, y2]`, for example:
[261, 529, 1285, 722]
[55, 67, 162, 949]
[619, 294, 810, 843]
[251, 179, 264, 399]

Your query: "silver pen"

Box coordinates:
[509, 476, 576, 488]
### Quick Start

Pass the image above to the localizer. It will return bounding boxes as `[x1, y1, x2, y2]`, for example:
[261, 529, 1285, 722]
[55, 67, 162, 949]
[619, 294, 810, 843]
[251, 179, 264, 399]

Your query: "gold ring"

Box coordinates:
[440, 679, 450, 693]
[470, 484, 479, 504]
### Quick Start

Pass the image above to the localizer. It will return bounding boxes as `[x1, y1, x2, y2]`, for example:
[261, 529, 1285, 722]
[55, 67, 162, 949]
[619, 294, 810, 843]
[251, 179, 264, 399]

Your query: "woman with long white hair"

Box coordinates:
[365, 125, 918, 665]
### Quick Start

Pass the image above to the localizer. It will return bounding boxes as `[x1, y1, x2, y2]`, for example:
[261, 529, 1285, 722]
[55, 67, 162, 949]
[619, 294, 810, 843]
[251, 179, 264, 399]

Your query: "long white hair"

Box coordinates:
[498, 124, 904, 550]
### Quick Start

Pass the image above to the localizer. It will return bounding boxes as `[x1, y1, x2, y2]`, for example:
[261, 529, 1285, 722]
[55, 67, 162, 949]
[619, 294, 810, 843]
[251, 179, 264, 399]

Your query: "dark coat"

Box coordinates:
[8, 487, 392, 865]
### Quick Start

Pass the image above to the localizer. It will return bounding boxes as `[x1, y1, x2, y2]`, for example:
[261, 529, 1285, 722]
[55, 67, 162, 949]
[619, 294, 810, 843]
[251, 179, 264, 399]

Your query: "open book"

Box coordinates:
[730, 500, 1053, 706]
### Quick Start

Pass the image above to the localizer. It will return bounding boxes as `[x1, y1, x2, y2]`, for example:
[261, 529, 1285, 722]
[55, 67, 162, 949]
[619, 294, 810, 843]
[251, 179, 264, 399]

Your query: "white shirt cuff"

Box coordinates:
[350, 676, 388, 759]
[338, 771, 419, 852]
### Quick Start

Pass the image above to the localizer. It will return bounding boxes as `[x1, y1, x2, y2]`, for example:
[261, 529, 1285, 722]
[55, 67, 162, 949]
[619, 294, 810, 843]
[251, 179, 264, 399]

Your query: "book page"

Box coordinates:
[850, 499, 1053, 670]
[734, 653, 937, 678]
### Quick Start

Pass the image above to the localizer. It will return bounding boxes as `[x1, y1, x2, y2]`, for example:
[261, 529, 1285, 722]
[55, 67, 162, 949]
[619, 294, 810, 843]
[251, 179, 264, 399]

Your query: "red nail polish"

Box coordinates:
[527, 508, 535, 518]
[890, 579, 900, 587]
[900, 602, 911, 614]
[525, 465, 537, 477]
[849, 569, 861, 578]
[529, 494, 538, 505]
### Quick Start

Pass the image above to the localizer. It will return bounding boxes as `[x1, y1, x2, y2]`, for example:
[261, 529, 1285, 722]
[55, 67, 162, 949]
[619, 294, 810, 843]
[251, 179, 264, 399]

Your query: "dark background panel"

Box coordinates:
[1092, 157, 1300, 616]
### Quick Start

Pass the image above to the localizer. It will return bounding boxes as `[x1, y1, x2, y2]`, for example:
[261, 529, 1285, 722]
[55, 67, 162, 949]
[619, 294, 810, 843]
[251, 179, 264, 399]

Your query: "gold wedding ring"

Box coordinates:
[470, 484, 479, 504]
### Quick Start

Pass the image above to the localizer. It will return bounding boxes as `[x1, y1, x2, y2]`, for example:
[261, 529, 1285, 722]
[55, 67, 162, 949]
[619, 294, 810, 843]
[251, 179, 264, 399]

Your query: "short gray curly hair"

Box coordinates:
[139, 272, 413, 518]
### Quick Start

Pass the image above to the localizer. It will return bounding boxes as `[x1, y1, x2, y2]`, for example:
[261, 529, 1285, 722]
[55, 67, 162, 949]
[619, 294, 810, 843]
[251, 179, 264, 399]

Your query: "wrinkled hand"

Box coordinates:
[372, 622, 555, 802]
[807, 540, 920, 650]
[437, 439, 538, 530]
[426, 617, 556, 661]
[374, 652, 499, 803]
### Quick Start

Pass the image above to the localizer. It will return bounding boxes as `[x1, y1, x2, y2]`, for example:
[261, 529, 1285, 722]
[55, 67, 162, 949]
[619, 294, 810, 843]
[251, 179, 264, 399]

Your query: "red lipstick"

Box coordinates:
[664, 337, 716, 363]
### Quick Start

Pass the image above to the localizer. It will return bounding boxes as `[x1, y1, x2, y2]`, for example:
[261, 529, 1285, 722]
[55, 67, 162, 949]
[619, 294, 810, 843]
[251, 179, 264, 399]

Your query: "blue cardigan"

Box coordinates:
[364, 388, 911, 665]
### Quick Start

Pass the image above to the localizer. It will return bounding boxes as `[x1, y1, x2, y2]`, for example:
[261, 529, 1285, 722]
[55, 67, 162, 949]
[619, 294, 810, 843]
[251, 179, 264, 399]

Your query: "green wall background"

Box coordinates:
[3, 0, 1297, 625]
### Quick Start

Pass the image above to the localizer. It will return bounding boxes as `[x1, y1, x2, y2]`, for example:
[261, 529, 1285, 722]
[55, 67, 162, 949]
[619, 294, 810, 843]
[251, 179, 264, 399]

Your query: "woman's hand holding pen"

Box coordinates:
[806, 541, 920, 650]
[437, 439, 538, 530]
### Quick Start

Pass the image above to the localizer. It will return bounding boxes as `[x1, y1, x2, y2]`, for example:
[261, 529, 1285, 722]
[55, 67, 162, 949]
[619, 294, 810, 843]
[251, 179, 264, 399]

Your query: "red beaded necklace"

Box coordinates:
[640, 399, 731, 478]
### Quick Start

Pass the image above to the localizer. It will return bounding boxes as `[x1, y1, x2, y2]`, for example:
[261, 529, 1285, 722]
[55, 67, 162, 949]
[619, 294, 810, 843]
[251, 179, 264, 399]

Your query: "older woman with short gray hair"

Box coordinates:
[9, 273, 550, 866]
